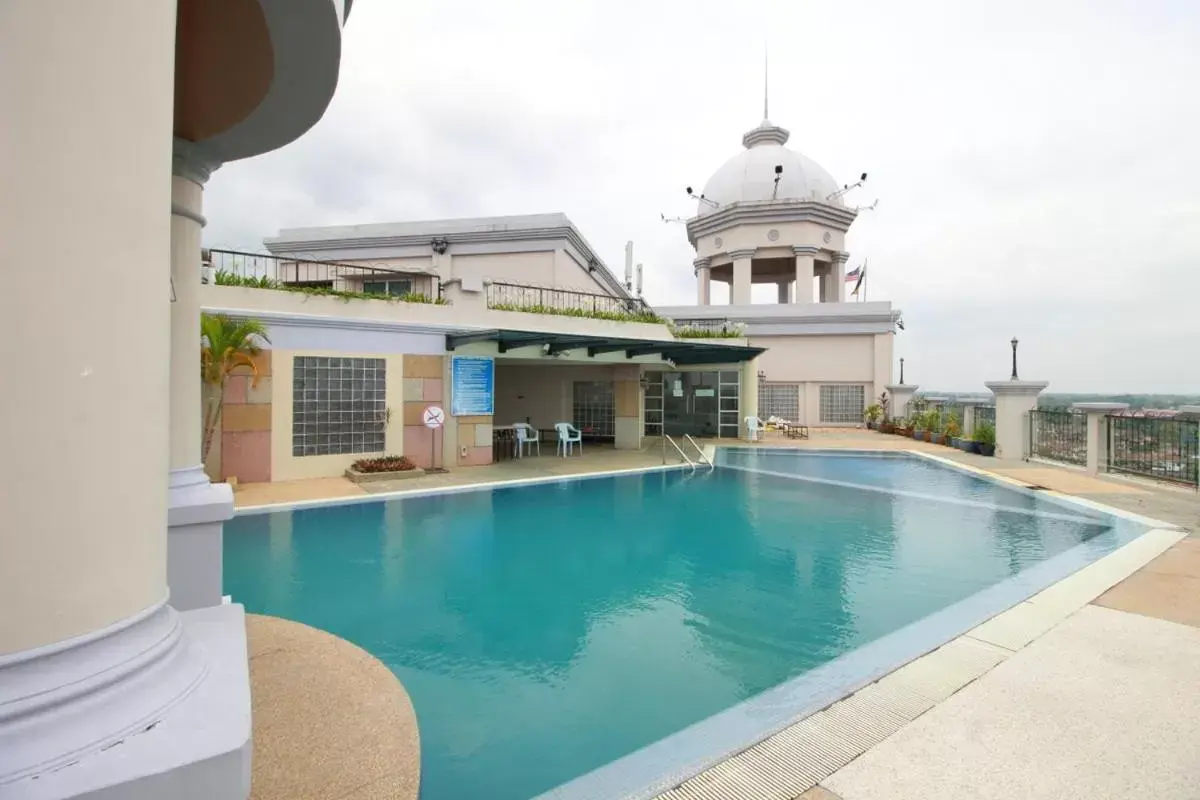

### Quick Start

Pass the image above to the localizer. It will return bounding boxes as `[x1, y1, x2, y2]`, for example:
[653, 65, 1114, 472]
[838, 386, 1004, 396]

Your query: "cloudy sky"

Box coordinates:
[204, 0, 1200, 393]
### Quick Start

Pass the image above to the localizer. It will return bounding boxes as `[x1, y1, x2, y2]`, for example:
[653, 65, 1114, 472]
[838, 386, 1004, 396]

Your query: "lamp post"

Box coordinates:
[1010, 337, 1019, 380]
[899, 357, 905, 385]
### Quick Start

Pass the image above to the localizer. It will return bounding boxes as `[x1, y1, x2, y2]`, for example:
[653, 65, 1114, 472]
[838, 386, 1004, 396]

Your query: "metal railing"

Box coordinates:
[975, 405, 996, 431]
[1028, 409, 1087, 466]
[205, 248, 435, 298]
[661, 434, 696, 471]
[683, 434, 714, 471]
[1107, 415, 1199, 487]
[486, 281, 656, 319]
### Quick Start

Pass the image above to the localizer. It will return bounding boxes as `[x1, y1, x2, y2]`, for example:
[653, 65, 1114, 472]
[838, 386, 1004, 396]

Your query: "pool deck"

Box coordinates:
[232, 429, 1200, 800]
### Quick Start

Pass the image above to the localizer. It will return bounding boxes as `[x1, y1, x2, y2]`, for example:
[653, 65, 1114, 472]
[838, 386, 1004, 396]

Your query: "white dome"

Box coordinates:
[698, 121, 842, 216]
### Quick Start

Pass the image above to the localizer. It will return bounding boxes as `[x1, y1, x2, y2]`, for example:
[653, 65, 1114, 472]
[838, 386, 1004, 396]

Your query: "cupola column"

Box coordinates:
[793, 246, 818, 304]
[729, 248, 755, 305]
[694, 257, 712, 305]
[826, 251, 850, 303]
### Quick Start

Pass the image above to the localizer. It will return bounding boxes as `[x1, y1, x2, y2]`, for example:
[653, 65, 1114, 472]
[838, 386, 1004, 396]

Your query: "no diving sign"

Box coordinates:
[422, 405, 445, 429]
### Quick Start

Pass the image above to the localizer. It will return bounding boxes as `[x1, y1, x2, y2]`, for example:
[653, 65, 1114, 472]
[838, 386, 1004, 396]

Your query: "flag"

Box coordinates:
[850, 262, 867, 296]
[844, 266, 861, 282]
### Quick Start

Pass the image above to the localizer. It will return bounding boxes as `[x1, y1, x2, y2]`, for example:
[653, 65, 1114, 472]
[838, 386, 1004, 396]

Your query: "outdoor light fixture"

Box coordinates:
[1010, 337, 1020, 380]
[899, 357, 905, 384]
[430, 237, 449, 255]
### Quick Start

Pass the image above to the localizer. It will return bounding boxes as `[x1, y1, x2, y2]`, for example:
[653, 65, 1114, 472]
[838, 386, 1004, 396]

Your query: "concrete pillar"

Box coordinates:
[730, 248, 755, 305]
[1073, 402, 1129, 475]
[962, 402, 978, 437]
[169, 140, 234, 612]
[0, 3, 245, 793]
[985, 380, 1049, 459]
[776, 281, 790, 304]
[885, 384, 919, 421]
[830, 252, 849, 303]
[614, 365, 643, 449]
[740, 358, 760, 439]
[792, 246, 817, 303]
[694, 257, 711, 305]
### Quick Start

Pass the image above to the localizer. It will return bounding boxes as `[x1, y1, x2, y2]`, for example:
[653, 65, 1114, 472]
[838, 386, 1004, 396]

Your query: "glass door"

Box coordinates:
[662, 371, 720, 438]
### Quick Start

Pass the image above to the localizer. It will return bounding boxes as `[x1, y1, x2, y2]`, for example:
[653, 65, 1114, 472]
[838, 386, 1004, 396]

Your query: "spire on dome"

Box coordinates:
[763, 41, 769, 121]
[744, 42, 789, 148]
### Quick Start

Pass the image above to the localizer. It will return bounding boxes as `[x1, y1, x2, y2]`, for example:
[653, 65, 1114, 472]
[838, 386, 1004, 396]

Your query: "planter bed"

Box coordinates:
[345, 467, 426, 483]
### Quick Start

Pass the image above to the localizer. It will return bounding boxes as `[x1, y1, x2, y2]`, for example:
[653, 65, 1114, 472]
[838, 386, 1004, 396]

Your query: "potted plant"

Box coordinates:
[974, 421, 996, 456]
[944, 413, 961, 447]
[864, 403, 883, 430]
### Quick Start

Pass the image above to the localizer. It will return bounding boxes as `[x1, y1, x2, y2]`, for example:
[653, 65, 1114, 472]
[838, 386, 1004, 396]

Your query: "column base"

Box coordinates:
[1, 602, 251, 800]
[168, 466, 234, 612]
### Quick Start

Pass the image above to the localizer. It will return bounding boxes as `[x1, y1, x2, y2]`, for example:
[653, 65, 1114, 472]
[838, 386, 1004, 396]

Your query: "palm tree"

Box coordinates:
[201, 313, 270, 462]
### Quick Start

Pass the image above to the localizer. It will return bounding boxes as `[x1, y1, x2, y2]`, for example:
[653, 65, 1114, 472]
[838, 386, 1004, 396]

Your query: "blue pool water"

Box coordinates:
[225, 453, 1142, 800]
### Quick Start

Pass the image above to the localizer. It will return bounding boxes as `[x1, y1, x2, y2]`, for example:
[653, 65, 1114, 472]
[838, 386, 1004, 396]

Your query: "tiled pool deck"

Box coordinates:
[236, 430, 1200, 800]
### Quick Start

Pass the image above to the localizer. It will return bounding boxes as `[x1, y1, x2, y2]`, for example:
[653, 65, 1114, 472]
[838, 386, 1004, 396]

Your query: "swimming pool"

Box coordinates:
[225, 451, 1145, 800]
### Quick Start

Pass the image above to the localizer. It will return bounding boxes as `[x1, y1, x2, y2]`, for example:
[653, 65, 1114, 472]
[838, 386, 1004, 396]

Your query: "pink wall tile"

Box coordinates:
[403, 424, 435, 468]
[223, 375, 248, 404]
[422, 378, 443, 402]
[221, 430, 271, 483]
[460, 445, 492, 467]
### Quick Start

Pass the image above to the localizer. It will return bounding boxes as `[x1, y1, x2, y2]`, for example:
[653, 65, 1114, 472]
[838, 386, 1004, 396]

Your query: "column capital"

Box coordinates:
[831, 250, 851, 264]
[792, 245, 820, 256]
[728, 248, 757, 261]
[693, 256, 711, 272]
[172, 137, 223, 185]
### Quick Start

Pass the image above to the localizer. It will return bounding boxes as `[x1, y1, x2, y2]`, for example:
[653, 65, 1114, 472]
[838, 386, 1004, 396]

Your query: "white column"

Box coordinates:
[985, 380, 1049, 459]
[169, 141, 235, 612]
[776, 281, 790, 304]
[0, 2, 242, 792]
[730, 249, 754, 305]
[829, 252, 849, 303]
[792, 246, 817, 303]
[694, 257, 711, 305]
[740, 358, 761, 438]
[1073, 402, 1129, 475]
[962, 402, 978, 437]
[885, 384, 919, 421]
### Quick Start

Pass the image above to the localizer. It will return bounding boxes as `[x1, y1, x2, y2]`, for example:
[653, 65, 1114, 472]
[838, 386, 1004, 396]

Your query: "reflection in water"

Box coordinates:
[225, 463, 1127, 800]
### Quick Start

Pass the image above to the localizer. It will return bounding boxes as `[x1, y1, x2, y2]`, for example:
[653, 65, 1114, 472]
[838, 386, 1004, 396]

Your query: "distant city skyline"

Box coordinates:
[202, 0, 1200, 393]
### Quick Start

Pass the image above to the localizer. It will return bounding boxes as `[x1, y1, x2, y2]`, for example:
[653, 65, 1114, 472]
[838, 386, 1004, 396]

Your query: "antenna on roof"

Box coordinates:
[635, 263, 644, 297]
[827, 172, 869, 202]
[660, 213, 687, 224]
[853, 199, 880, 212]
[686, 186, 720, 209]
[624, 241, 634, 291]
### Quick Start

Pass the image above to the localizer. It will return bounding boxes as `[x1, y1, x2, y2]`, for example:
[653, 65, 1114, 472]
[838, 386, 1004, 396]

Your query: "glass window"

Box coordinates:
[573, 381, 614, 438]
[362, 279, 414, 296]
[819, 385, 866, 424]
[760, 384, 800, 421]
[292, 356, 387, 456]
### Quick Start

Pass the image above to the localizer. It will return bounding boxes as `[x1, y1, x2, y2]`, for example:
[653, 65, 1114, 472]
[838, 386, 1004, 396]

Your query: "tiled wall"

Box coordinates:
[401, 355, 445, 468]
[217, 350, 273, 483]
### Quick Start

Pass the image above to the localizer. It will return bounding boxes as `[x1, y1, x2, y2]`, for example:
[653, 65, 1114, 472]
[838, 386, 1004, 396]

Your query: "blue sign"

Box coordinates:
[451, 356, 495, 416]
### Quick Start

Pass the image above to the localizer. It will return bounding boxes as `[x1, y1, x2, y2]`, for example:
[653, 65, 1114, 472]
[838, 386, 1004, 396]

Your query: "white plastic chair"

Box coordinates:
[554, 422, 582, 457]
[744, 416, 765, 442]
[513, 423, 540, 458]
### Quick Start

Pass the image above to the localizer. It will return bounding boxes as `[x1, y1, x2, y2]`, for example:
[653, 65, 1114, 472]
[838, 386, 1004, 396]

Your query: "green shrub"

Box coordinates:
[974, 421, 996, 446]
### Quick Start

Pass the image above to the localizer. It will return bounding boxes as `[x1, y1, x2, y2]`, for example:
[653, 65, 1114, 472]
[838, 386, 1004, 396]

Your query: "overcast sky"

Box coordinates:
[203, 0, 1200, 393]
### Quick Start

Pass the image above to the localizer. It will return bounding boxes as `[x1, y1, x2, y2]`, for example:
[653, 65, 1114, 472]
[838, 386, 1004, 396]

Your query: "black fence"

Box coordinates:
[206, 248, 429, 295]
[1029, 409, 1087, 466]
[486, 281, 655, 319]
[974, 405, 996, 432]
[1107, 416, 1199, 487]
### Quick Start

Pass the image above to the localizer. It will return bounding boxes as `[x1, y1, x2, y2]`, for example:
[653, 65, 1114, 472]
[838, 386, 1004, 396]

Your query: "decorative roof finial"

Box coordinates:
[763, 41, 770, 121]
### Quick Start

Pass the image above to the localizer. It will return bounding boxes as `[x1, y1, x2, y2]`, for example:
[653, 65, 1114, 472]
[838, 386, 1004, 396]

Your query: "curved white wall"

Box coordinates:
[0, 0, 174, 653]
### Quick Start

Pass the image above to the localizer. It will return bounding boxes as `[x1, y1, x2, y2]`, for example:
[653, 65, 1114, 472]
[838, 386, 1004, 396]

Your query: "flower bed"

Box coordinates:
[345, 455, 425, 483]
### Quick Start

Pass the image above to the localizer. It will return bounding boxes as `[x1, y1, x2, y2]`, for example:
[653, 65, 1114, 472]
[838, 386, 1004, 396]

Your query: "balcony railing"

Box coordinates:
[1107, 415, 1199, 487]
[485, 281, 660, 323]
[204, 248, 441, 303]
[1029, 409, 1087, 466]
